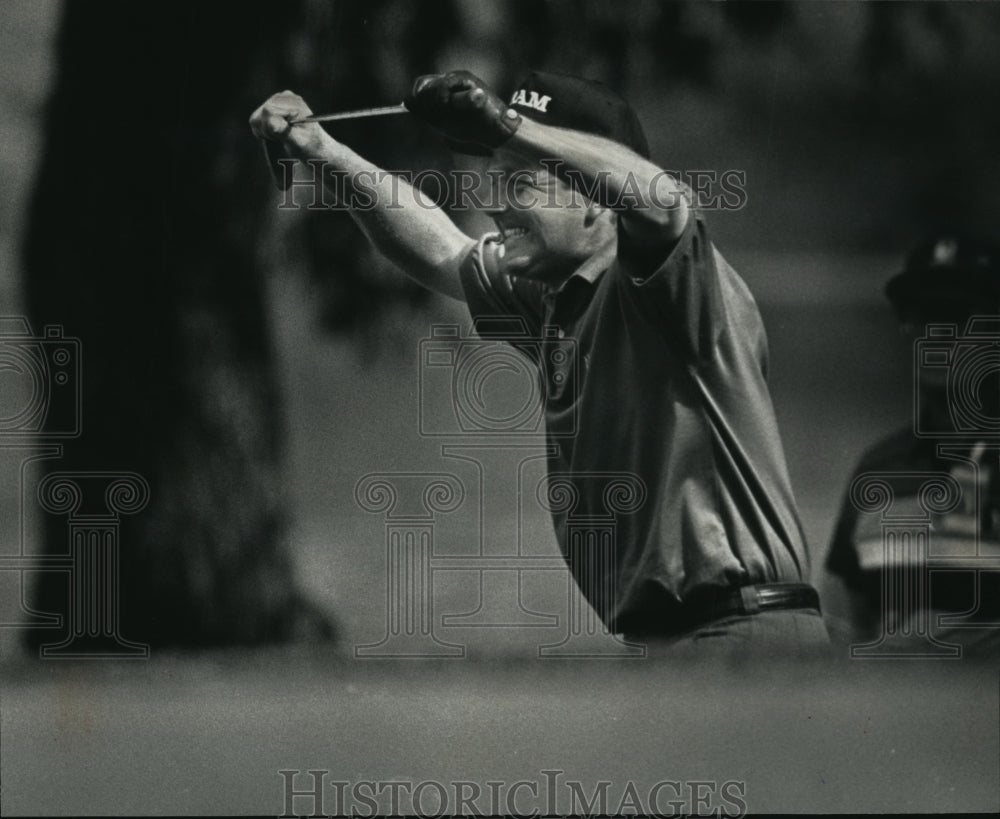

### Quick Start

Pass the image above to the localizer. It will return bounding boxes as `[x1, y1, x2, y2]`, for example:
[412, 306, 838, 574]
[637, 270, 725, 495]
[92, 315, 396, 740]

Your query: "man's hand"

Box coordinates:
[249, 90, 327, 157]
[405, 71, 521, 152]
[250, 91, 331, 190]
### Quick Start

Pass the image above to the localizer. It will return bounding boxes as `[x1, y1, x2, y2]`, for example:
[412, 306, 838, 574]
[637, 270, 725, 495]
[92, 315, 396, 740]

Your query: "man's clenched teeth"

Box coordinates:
[500, 226, 529, 239]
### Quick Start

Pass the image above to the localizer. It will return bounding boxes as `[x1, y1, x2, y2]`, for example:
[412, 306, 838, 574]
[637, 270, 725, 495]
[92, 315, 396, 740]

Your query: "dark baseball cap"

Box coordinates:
[885, 236, 1000, 316]
[449, 70, 649, 159]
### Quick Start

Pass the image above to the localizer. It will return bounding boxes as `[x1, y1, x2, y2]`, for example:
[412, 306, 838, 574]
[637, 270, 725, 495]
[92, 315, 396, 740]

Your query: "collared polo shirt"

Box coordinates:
[459, 215, 809, 633]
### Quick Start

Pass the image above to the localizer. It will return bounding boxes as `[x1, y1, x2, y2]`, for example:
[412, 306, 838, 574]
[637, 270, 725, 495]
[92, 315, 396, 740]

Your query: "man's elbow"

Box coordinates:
[401, 253, 469, 303]
[621, 194, 689, 245]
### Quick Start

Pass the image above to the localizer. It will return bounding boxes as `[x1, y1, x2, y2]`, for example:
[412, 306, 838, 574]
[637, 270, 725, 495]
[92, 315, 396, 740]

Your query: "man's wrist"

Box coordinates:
[286, 123, 334, 160]
[493, 105, 522, 147]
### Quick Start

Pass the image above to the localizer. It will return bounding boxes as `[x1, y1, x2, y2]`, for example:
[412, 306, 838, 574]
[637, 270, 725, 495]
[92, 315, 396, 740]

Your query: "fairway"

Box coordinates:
[2, 650, 997, 815]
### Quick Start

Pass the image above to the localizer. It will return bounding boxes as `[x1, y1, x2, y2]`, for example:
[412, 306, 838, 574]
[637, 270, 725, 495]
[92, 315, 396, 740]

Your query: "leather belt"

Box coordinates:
[628, 582, 821, 639]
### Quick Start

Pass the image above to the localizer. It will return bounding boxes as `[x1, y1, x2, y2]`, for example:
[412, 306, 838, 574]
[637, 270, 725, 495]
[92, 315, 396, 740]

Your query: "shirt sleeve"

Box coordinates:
[458, 232, 548, 340]
[616, 214, 731, 365]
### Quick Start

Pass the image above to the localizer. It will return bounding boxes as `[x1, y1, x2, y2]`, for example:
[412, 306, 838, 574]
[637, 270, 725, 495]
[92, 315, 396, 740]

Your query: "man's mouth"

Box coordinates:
[499, 226, 529, 240]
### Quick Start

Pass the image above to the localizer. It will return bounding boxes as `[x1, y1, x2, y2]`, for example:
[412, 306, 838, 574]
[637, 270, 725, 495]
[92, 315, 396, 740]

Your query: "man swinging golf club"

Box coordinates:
[250, 69, 830, 655]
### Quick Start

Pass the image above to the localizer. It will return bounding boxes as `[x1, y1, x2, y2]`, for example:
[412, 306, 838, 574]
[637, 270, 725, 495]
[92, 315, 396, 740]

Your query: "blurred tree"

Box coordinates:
[22, 0, 336, 647]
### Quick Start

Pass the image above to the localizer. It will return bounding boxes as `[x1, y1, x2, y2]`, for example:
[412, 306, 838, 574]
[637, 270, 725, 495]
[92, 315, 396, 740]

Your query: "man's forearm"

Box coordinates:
[289, 129, 473, 301]
[505, 117, 689, 243]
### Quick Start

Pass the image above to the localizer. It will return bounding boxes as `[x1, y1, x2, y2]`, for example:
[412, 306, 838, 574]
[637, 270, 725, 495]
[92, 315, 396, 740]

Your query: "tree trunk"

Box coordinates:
[22, 0, 332, 648]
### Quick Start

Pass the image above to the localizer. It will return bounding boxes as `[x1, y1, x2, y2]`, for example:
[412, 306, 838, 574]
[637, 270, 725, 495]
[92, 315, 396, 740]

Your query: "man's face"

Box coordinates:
[482, 150, 612, 285]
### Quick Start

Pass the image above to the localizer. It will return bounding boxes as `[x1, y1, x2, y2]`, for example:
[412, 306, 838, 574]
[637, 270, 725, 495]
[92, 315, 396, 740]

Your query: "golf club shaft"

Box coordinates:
[290, 103, 407, 124]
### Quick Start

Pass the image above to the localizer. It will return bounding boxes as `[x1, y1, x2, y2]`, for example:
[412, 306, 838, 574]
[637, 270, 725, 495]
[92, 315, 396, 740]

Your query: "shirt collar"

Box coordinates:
[571, 238, 617, 285]
[544, 239, 616, 304]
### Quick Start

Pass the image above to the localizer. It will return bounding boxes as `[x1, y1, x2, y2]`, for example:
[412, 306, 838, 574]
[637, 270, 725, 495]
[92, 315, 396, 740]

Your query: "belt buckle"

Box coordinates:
[739, 585, 761, 614]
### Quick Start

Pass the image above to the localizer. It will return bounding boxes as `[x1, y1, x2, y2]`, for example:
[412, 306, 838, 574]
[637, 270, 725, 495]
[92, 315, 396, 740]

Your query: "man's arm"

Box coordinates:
[406, 72, 690, 247]
[249, 91, 473, 302]
[506, 117, 690, 246]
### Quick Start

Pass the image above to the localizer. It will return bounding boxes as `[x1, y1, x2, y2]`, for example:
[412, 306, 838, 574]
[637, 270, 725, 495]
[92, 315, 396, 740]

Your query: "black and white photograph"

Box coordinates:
[1, 0, 999, 815]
